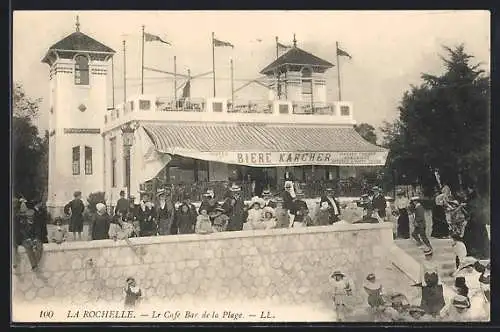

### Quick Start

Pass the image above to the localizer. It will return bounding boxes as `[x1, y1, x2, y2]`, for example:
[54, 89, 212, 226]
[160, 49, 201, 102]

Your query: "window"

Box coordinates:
[74, 55, 89, 85]
[72, 146, 80, 175]
[213, 102, 223, 112]
[340, 105, 350, 116]
[279, 104, 289, 114]
[302, 80, 312, 94]
[85, 146, 93, 175]
[139, 100, 151, 110]
[110, 138, 117, 187]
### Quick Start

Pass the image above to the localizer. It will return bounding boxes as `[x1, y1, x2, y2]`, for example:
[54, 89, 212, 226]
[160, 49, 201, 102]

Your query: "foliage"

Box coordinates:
[12, 83, 47, 201]
[381, 45, 490, 197]
[86, 191, 106, 214]
[354, 123, 378, 145]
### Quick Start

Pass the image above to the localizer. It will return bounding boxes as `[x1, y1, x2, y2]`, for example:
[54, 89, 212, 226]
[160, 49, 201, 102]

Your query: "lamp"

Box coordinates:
[121, 121, 139, 198]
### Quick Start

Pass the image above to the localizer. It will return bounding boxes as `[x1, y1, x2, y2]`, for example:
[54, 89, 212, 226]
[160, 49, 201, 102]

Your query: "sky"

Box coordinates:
[13, 10, 490, 140]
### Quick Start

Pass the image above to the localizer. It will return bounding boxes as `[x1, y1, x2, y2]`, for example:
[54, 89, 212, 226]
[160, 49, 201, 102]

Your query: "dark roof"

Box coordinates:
[260, 47, 334, 75]
[47, 31, 115, 53]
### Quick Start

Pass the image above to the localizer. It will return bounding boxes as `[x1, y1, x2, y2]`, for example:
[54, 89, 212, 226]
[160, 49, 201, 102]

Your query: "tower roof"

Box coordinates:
[48, 31, 115, 53]
[259, 47, 334, 75]
[42, 31, 115, 65]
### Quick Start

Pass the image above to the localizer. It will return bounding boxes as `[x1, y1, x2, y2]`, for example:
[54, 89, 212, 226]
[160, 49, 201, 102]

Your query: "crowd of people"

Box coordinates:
[392, 183, 489, 259]
[75, 181, 345, 241]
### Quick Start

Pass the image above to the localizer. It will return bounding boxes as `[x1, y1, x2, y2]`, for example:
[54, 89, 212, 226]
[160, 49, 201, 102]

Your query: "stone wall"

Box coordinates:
[13, 223, 393, 309]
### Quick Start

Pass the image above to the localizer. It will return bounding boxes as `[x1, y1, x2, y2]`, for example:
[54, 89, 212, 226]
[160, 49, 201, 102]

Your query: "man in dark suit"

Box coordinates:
[320, 188, 341, 224]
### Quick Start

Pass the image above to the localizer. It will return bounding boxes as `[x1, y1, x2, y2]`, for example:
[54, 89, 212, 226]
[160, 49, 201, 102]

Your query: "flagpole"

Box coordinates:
[276, 36, 280, 99]
[174, 55, 177, 109]
[123, 40, 127, 106]
[230, 58, 234, 111]
[186, 68, 191, 108]
[212, 32, 216, 97]
[336, 41, 342, 101]
[111, 56, 115, 108]
[141, 25, 145, 95]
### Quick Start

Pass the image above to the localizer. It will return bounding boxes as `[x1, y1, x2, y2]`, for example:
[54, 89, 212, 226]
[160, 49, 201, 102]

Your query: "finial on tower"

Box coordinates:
[75, 15, 80, 32]
[293, 34, 297, 47]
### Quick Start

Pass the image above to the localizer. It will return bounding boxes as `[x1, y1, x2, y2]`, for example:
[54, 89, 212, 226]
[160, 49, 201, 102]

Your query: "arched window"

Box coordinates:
[75, 55, 89, 85]
[85, 146, 93, 175]
[72, 146, 80, 175]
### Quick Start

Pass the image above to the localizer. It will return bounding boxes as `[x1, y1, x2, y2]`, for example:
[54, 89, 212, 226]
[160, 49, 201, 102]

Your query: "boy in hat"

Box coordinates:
[410, 197, 433, 250]
[330, 270, 353, 322]
[124, 277, 142, 309]
[320, 188, 341, 224]
[64, 190, 85, 241]
[212, 207, 229, 232]
[199, 189, 220, 216]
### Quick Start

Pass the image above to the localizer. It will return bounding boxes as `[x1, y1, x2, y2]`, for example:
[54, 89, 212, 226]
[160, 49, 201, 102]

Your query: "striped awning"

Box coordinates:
[142, 124, 388, 167]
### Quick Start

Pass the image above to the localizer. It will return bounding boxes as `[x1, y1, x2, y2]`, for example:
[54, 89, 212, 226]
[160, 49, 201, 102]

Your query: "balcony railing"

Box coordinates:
[292, 102, 335, 115]
[105, 98, 351, 125]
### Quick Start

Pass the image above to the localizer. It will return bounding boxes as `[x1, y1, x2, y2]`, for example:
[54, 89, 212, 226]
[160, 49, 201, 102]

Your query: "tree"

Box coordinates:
[354, 123, 378, 145]
[382, 45, 490, 196]
[12, 83, 47, 201]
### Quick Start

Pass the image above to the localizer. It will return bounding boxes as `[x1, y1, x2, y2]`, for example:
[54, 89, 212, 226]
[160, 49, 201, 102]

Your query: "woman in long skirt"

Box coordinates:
[462, 185, 489, 259]
[432, 186, 450, 238]
[394, 190, 410, 239]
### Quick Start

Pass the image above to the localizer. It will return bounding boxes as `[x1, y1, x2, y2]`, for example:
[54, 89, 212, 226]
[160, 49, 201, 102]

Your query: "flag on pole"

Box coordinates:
[214, 38, 234, 48]
[337, 46, 352, 59]
[144, 32, 171, 45]
[277, 41, 292, 51]
[182, 80, 191, 98]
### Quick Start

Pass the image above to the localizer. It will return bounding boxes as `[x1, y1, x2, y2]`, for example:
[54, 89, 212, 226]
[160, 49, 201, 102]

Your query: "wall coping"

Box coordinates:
[22, 222, 393, 253]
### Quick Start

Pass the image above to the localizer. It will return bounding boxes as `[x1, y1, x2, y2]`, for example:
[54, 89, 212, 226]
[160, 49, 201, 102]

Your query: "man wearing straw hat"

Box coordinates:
[224, 184, 246, 231]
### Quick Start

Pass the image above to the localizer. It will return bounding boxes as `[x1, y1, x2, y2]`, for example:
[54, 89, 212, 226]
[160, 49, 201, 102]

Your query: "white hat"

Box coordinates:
[250, 196, 265, 208]
[96, 203, 106, 213]
[456, 256, 478, 272]
[262, 206, 276, 218]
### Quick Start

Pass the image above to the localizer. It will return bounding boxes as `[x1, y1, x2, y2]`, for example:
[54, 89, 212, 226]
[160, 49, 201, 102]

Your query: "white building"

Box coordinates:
[42, 22, 388, 215]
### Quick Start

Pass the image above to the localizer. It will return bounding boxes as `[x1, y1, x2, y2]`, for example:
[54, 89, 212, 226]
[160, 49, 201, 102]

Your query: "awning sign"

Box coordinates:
[158, 148, 388, 167]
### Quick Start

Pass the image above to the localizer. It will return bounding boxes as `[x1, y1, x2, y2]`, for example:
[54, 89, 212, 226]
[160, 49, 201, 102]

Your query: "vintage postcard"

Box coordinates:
[11, 10, 490, 323]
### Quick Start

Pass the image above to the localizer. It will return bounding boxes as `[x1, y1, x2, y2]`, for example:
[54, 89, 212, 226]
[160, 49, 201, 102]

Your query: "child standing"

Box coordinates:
[124, 277, 142, 309]
[330, 270, 353, 322]
[274, 197, 290, 229]
[195, 209, 213, 234]
[418, 248, 445, 318]
[363, 273, 384, 311]
[212, 207, 229, 232]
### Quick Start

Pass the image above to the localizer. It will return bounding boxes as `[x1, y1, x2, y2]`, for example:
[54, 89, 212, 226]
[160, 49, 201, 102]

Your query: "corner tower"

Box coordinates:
[42, 16, 115, 215]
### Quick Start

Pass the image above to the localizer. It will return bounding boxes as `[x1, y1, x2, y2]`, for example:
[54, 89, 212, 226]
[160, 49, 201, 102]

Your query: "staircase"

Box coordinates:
[394, 238, 456, 286]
